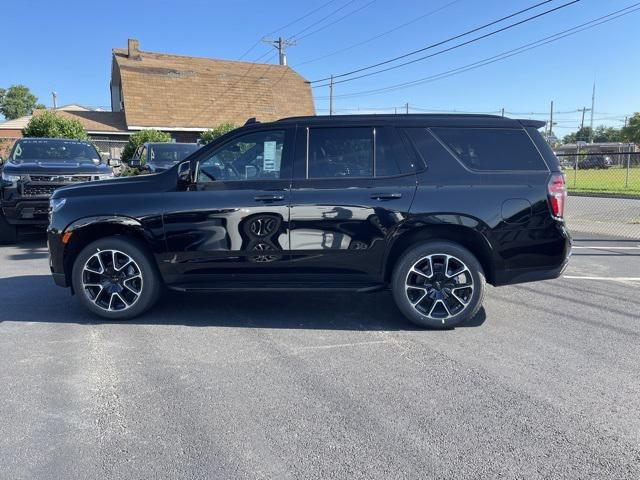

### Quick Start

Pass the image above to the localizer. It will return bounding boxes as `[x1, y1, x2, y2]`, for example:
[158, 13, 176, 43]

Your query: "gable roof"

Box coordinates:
[55, 110, 128, 133]
[112, 48, 315, 130]
[0, 106, 127, 134]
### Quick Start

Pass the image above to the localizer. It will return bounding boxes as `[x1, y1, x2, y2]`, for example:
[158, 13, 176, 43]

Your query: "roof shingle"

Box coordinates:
[113, 48, 315, 130]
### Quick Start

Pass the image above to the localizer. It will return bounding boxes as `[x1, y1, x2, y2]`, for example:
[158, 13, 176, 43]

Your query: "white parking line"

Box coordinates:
[572, 246, 640, 250]
[563, 275, 640, 282]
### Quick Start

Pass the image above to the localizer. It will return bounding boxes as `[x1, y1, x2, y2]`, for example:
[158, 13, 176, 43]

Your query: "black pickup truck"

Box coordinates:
[0, 137, 114, 244]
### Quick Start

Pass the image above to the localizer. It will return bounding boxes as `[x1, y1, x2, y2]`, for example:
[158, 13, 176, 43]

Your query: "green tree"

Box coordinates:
[121, 129, 172, 162]
[23, 111, 88, 139]
[563, 126, 592, 144]
[621, 113, 640, 143]
[592, 125, 623, 143]
[0, 85, 39, 120]
[199, 123, 238, 145]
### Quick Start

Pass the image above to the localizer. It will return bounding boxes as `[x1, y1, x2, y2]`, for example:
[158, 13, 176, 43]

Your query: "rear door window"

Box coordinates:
[430, 127, 547, 171]
[308, 127, 373, 178]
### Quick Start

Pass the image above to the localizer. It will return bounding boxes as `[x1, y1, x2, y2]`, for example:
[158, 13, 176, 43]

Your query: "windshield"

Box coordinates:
[11, 139, 101, 163]
[150, 144, 199, 165]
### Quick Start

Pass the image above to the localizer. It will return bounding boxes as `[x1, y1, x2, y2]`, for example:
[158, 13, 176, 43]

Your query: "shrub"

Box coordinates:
[121, 129, 172, 162]
[199, 123, 238, 145]
[22, 111, 88, 140]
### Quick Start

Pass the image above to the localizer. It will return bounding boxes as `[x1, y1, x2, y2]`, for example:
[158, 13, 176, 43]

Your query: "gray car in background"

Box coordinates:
[127, 142, 200, 172]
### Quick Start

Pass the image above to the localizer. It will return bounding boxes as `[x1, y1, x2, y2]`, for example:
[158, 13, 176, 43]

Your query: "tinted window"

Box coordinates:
[11, 140, 100, 163]
[308, 127, 372, 178]
[374, 128, 400, 177]
[150, 144, 199, 165]
[198, 130, 285, 182]
[431, 127, 547, 171]
[376, 127, 419, 176]
[403, 128, 454, 170]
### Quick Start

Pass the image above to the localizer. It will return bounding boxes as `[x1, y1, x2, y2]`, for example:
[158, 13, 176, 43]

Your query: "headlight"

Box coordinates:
[1, 171, 22, 183]
[50, 197, 66, 213]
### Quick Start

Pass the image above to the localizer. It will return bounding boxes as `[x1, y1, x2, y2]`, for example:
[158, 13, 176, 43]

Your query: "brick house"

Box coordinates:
[110, 39, 315, 142]
[1, 39, 315, 144]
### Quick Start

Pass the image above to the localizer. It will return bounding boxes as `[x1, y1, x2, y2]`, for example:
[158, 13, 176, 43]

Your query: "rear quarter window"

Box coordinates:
[431, 127, 548, 171]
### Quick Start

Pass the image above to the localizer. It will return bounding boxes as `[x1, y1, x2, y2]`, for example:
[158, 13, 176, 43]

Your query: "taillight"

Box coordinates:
[547, 173, 566, 219]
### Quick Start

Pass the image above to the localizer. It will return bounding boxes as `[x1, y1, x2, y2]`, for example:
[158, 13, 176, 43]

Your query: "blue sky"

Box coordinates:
[2, 0, 638, 133]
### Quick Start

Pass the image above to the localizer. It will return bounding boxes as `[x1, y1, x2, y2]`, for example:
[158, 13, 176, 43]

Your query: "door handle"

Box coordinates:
[254, 194, 285, 201]
[370, 192, 402, 200]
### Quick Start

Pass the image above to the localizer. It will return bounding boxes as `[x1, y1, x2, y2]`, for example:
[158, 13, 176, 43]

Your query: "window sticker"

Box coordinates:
[263, 141, 277, 171]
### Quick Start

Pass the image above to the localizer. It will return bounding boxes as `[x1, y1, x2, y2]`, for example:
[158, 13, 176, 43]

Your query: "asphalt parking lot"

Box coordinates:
[1, 233, 639, 479]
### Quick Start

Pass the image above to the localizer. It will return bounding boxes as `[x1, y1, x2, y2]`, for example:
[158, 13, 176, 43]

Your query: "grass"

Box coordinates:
[562, 166, 640, 196]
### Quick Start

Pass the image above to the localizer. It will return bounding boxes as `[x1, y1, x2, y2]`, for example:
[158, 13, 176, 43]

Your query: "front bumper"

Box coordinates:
[47, 228, 68, 288]
[51, 272, 68, 288]
[2, 199, 50, 224]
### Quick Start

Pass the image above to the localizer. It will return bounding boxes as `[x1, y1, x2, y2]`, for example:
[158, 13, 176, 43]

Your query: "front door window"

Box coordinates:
[197, 130, 286, 183]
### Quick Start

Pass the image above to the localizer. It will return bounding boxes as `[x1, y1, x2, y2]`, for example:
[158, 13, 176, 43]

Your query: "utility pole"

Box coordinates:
[405, 102, 409, 114]
[624, 116, 628, 127]
[51, 91, 58, 109]
[580, 107, 587, 129]
[329, 75, 334, 116]
[262, 36, 297, 66]
[589, 81, 595, 143]
[501, 107, 505, 117]
[548, 100, 554, 137]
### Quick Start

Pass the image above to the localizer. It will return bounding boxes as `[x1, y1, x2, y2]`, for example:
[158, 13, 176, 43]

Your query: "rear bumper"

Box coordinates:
[492, 255, 570, 286]
[493, 231, 572, 286]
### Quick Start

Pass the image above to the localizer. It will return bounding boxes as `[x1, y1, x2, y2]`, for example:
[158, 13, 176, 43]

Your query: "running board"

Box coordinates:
[167, 282, 386, 293]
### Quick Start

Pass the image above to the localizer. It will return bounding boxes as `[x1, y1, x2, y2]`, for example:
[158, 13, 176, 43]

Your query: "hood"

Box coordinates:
[2, 160, 112, 175]
[51, 170, 179, 199]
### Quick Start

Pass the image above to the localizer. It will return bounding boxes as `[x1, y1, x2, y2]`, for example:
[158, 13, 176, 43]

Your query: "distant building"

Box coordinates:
[1, 38, 315, 143]
[109, 38, 315, 141]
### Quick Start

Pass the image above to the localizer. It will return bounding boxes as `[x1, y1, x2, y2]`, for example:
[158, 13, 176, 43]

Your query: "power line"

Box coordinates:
[237, 0, 338, 60]
[294, 0, 463, 67]
[289, 0, 360, 39]
[314, 0, 579, 88]
[293, 0, 379, 41]
[310, 0, 558, 83]
[315, 3, 640, 100]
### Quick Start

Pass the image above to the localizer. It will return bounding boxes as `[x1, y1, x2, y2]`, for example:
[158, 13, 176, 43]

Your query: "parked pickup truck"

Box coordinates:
[0, 137, 115, 244]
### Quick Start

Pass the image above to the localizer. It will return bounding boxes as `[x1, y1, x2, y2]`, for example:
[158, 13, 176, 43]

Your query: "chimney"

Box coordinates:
[128, 38, 141, 60]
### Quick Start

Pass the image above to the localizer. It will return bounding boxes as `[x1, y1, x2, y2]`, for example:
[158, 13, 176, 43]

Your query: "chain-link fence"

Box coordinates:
[92, 139, 128, 160]
[2, 135, 638, 240]
[557, 152, 640, 241]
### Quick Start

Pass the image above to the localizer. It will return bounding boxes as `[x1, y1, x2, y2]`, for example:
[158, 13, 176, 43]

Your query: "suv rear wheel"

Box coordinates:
[392, 241, 485, 329]
[72, 236, 161, 320]
[0, 212, 17, 245]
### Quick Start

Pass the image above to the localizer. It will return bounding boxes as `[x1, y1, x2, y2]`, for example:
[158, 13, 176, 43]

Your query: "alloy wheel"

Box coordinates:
[405, 254, 474, 323]
[81, 249, 143, 312]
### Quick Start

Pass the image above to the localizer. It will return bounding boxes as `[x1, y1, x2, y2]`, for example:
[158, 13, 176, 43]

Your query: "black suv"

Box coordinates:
[1, 138, 114, 243]
[126, 142, 200, 173]
[47, 115, 571, 328]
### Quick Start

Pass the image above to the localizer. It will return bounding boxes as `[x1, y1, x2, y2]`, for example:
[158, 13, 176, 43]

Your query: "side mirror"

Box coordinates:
[177, 161, 191, 184]
[108, 158, 121, 167]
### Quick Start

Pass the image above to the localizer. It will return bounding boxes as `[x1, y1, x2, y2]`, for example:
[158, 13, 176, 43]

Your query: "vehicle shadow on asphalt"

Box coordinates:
[0, 275, 486, 331]
[6, 239, 49, 261]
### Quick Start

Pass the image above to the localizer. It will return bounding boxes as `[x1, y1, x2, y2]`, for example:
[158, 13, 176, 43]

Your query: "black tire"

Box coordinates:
[71, 236, 162, 320]
[0, 212, 17, 245]
[391, 241, 485, 329]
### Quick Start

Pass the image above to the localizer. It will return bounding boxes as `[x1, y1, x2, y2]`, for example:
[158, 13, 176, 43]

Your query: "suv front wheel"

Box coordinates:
[72, 236, 162, 320]
[392, 241, 485, 329]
